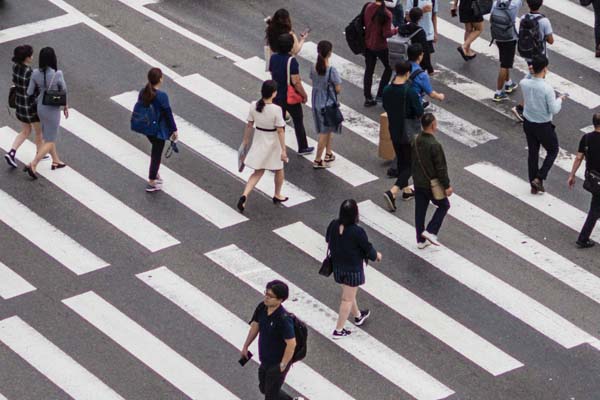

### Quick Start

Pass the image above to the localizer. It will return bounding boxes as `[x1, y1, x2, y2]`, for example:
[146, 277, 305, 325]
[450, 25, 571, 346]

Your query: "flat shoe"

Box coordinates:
[272, 196, 289, 204]
[237, 195, 246, 213]
[457, 46, 469, 61]
[51, 162, 67, 170]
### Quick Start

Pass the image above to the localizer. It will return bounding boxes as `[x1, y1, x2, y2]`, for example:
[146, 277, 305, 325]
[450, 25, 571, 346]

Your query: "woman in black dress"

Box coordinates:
[4, 45, 44, 168]
[451, 0, 484, 61]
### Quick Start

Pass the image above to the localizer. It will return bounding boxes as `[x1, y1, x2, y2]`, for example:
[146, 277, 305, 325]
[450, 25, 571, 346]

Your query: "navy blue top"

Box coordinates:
[269, 53, 299, 104]
[326, 219, 378, 273]
[138, 89, 177, 140]
[251, 302, 295, 366]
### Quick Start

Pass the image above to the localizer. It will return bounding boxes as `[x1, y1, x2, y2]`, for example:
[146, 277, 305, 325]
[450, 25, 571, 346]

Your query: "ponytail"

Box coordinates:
[256, 99, 266, 113]
[315, 40, 332, 76]
[141, 67, 162, 106]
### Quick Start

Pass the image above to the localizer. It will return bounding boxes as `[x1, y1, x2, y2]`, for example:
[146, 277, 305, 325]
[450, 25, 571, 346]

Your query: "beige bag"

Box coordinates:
[415, 134, 446, 201]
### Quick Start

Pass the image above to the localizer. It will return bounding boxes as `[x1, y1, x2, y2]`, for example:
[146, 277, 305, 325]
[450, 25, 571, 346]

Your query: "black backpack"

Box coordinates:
[517, 13, 544, 59]
[490, 0, 516, 43]
[345, 2, 370, 55]
[285, 312, 308, 363]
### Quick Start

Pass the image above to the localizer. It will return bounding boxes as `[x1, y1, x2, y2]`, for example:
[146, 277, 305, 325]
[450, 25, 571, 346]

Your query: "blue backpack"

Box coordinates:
[131, 100, 160, 137]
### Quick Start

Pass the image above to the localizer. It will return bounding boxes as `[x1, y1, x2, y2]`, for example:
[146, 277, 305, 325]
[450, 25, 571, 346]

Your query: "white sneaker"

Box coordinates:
[421, 231, 440, 246]
[417, 241, 431, 250]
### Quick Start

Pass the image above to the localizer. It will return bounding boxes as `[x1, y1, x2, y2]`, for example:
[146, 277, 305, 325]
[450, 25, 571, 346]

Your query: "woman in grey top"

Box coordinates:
[24, 47, 69, 179]
[309, 40, 342, 169]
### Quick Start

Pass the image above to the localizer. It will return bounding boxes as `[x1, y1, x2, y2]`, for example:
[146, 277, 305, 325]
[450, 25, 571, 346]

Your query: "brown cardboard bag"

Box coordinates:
[378, 113, 395, 160]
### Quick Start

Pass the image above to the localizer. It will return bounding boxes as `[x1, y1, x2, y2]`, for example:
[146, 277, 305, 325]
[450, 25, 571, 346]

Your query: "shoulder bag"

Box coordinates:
[415, 134, 446, 200]
[8, 86, 16, 109]
[286, 57, 304, 105]
[403, 86, 421, 141]
[583, 133, 600, 195]
[319, 221, 335, 277]
[321, 68, 344, 127]
[42, 70, 67, 107]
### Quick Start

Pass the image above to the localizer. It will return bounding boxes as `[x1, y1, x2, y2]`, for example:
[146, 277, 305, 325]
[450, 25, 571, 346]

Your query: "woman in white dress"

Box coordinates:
[237, 80, 289, 213]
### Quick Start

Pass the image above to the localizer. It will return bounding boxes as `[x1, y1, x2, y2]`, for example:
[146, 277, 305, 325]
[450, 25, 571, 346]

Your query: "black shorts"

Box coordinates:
[497, 40, 517, 69]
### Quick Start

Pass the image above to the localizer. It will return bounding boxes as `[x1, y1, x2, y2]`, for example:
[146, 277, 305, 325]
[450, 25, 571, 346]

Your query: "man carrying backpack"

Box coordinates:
[407, 43, 445, 108]
[489, 0, 522, 102]
[517, 0, 554, 63]
[405, 0, 438, 74]
[241, 280, 305, 400]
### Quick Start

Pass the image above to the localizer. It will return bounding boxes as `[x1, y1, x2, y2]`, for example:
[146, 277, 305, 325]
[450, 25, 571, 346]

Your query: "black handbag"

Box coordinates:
[8, 86, 16, 109]
[321, 68, 344, 127]
[319, 230, 334, 277]
[583, 134, 600, 195]
[42, 70, 67, 107]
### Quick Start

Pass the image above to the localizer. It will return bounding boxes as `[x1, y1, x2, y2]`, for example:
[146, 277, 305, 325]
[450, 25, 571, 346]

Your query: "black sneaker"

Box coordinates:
[422, 101, 430, 109]
[576, 239, 595, 249]
[531, 178, 545, 193]
[383, 190, 397, 212]
[331, 328, 352, 339]
[354, 309, 370, 326]
[386, 167, 399, 178]
[364, 98, 377, 107]
[4, 153, 17, 168]
[297, 146, 314, 155]
[145, 184, 162, 192]
[401, 190, 415, 201]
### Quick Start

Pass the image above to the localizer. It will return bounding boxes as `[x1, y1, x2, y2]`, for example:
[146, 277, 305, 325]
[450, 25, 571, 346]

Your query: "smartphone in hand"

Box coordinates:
[239, 351, 253, 366]
[301, 27, 311, 37]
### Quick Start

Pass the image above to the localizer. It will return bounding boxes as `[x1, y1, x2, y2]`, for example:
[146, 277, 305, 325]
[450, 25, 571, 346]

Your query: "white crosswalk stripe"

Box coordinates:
[205, 244, 455, 400]
[0, 127, 180, 252]
[61, 109, 247, 228]
[273, 222, 524, 376]
[0, 392, 7, 400]
[62, 291, 240, 400]
[137, 266, 356, 400]
[111, 91, 314, 207]
[0, 261, 35, 300]
[175, 74, 378, 187]
[299, 41, 498, 147]
[0, 14, 81, 44]
[542, 0, 595, 27]
[358, 200, 600, 349]
[0, 188, 109, 275]
[0, 316, 125, 400]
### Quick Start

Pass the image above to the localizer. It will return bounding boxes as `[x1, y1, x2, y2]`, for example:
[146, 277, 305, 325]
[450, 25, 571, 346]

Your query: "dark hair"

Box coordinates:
[394, 60, 412, 76]
[421, 113, 436, 129]
[12, 45, 33, 64]
[256, 80, 278, 112]
[338, 199, 359, 226]
[277, 33, 294, 54]
[593, 113, 600, 128]
[531, 54, 548, 74]
[526, 0, 543, 11]
[141, 68, 163, 106]
[266, 280, 289, 301]
[315, 40, 332, 76]
[38, 47, 57, 71]
[266, 9, 292, 52]
[372, 0, 390, 25]
[409, 7, 424, 23]
[407, 43, 424, 62]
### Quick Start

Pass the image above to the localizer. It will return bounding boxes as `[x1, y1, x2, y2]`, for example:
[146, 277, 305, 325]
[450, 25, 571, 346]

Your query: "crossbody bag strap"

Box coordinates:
[287, 56, 292, 86]
[325, 67, 339, 105]
[414, 134, 432, 181]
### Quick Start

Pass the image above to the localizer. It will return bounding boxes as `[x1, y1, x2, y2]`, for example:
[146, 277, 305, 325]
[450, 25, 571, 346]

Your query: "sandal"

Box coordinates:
[313, 160, 329, 169]
[324, 153, 336, 162]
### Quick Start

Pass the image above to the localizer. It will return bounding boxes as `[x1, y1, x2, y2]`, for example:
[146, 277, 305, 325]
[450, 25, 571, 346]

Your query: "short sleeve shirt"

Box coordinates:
[410, 62, 432, 100]
[269, 53, 299, 104]
[247, 102, 286, 129]
[251, 303, 295, 367]
[578, 132, 600, 173]
[405, 0, 438, 41]
[309, 66, 342, 109]
[523, 13, 553, 55]
[490, 0, 523, 41]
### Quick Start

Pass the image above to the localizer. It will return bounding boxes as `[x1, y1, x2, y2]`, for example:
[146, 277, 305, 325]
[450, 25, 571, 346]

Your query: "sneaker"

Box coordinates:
[145, 184, 161, 192]
[312, 160, 329, 169]
[4, 153, 17, 168]
[422, 101, 430, 109]
[364, 98, 377, 107]
[383, 190, 397, 212]
[401, 189, 415, 201]
[421, 231, 440, 246]
[576, 239, 596, 249]
[354, 309, 371, 326]
[386, 167, 399, 178]
[332, 328, 352, 339]
[511, 104, 524, 122]
[417, 241, 431, 250]
[504, 82, 519, 93]
[493, 92, 509, 102]
[531, 178, 545, 193]
[297, 146, 314, 155]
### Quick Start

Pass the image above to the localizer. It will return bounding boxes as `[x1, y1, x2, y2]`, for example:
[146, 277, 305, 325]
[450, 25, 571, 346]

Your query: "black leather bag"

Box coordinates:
[8, 86, 16, 109]
[42, 70, 67, 107]
[321, 68, 344, 127]
[318, 253, 333, 277]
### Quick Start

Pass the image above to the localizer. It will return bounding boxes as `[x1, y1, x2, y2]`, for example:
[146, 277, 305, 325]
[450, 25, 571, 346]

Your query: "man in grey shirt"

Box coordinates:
[521, 0, 554, 61]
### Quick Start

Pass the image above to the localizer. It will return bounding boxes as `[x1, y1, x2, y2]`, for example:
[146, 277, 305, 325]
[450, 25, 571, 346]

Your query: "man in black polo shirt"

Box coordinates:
[241, 280, 302, 400]
[568, 113, 600, 248]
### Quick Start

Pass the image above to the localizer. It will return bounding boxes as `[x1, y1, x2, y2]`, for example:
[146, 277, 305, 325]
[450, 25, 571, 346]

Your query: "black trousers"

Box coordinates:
[391, 139, 412, 189]
[523, 120, 559, 182]
[579, 193, 600, 242]
[415, 187, 450, 243]
[594, 1, 600, 48]
[258, 364, 292, 400]
[420, 41, 435, 74]
[147, 136, 166, 180]
[363, 48, 392, 100]
[275, 99, 309, 151]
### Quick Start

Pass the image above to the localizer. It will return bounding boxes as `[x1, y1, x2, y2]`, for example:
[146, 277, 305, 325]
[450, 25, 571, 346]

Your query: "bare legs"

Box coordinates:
[497, 67, 509, 91]
[335, 284, 361, 331]
[314, 132, 333, 162]
[462, 22, 483, 56]
[10, 122, 43, 154]
[29, 141, 59, 172]
[240, 168, 286, 207]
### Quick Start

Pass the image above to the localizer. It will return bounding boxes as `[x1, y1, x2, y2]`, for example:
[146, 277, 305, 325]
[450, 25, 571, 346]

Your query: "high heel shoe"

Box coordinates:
[51, 162, 67, 170]
[23, 165, 38, 180]
[272, 196, 289, 205]
[237, 195, 246, 213]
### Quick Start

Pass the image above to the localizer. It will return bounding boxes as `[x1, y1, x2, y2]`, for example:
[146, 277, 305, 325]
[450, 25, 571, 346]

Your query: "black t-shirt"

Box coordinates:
[578, 131, 600, 173]
[250, 302, 295, 366]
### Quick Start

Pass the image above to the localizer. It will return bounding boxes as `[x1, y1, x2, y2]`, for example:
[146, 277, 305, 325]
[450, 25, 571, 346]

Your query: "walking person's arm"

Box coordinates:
[568, 152, 585, 188]
[279, 337, 296, 372]
[241, 321, 259, 359]
[57, 71, 69, 119]
[432, 0, 439, 42]
[291, 74, 308, 104]
[546, 85, 564, 115]
[432, 143, 452, 195]
[277, 126, 288, 162]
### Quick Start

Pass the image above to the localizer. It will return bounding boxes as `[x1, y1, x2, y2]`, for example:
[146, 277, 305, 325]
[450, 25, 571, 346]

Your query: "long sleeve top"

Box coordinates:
[520, 76, 562, 123]
[364, 2, 397, 51]
[138, 89, 177, 139]
[27, 68, 67, 105]
[326, 220, 377, 273]
[382, 82, 424, 144]
[411, 132, 450, 189]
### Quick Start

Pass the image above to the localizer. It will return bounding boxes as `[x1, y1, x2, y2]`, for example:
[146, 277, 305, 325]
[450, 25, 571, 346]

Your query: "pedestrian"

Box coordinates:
[489, 0, 522, 102]
[407, 43, 445, 109]
[363, 0, 398, 107]
[383, 60, 424, 211]
[309, 41, 342, 169]
[265, 9, 309, 58]
[326, 199, 382, 339]
[269, 33, 314, 155]
[519, 55, 565, 194]
[451, 0, 484, 61]
[4, 45, 44, 169]
[579, 0, 600, 56]
[241, 280, 304, 400]
[411, 113, 452, 248]
[385, 0, 405, 27]
[567, 113, 600, 248]
[23, 47, 68, 180]
[138, 68, 178, 192]
[238, 80, 289, 212]
[405, 0, 438, 74]
[399, 7, 429, 72]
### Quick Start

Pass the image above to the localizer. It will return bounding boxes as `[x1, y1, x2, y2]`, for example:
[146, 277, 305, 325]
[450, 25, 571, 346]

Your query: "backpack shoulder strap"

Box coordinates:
[409, 68, 424, 81]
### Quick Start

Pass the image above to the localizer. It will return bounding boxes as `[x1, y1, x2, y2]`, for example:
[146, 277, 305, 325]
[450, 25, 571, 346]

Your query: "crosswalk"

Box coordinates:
[1, 0, 600, 398]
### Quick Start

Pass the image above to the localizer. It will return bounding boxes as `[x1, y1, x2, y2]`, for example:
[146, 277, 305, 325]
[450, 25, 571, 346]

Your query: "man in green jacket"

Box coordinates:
[411, 113, 453, 248]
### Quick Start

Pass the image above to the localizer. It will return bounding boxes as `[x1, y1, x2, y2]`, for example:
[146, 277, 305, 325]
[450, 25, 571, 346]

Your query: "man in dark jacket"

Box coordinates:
[411, 113, 453, 248]
[383, 60, 424, 212]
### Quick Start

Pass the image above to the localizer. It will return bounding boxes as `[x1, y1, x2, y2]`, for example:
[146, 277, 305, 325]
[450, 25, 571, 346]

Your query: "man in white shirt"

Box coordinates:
[405, 0, 438, 74]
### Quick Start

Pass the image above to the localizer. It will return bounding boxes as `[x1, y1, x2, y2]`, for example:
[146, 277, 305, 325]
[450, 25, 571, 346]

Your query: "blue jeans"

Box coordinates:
[414, 187, 450, 243]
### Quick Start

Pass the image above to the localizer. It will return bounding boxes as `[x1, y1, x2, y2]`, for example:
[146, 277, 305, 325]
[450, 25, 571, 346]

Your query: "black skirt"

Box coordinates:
[459, 0, 484, 23]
